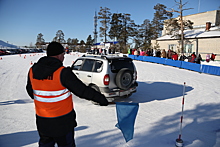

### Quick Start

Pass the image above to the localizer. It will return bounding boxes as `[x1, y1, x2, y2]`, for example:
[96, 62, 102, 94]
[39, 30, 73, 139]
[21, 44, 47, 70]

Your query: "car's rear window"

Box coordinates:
[110, 58, 134, 73]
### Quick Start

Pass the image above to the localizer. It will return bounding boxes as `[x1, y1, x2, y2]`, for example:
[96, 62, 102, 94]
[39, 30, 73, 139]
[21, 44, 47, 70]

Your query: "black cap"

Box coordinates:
[47, 42, 64, 56]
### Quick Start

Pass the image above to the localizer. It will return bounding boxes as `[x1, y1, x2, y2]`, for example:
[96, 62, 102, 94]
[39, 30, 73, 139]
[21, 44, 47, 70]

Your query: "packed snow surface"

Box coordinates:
[0, 53, 220, 147]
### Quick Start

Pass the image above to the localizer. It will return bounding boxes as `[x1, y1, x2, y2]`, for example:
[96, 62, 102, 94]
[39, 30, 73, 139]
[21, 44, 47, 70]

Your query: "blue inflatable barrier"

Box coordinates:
[181, 61, 201, 72]
[143, 56, 157, 63]
[128, 54, 220, 76]
[142, 56, 151, 62]
[135, 55, 143, 61]
[201, 64, 220, 76]
[129, 55, 135, 60]
[164, 59, 182, 68]
[156, 58, 166, 64]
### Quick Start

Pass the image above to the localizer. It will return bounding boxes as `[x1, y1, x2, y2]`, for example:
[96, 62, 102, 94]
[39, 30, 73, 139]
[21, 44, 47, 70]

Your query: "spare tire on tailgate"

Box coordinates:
[115, 68, 133, 90]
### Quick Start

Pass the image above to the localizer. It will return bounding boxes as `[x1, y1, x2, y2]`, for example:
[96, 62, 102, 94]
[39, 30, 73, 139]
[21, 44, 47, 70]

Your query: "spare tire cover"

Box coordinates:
[116, 68, 133, 90]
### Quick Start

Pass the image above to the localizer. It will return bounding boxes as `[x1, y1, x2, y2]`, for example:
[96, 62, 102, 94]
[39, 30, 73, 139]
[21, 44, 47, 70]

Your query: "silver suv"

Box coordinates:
[71, 55, 138, 102]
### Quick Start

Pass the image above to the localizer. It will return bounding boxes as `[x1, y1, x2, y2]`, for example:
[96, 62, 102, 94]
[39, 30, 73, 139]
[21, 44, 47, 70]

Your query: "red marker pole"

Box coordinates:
[176, 82, 186, 147]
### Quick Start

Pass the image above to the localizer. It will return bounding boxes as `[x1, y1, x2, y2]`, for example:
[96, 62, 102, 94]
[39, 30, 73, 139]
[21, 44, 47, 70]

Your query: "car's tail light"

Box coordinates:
[103, 74, 110, 85]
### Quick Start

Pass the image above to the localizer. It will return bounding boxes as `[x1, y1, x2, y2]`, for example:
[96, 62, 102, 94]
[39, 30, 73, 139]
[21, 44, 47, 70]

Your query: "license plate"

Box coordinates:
[119, 90, 130, 96]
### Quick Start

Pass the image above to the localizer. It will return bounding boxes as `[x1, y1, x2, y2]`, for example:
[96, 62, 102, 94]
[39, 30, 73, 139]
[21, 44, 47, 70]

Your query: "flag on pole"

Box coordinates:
[115, 102, 139, 142]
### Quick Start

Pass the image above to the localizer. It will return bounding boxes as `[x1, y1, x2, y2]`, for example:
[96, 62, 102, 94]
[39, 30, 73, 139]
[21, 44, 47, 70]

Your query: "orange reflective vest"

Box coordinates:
[29, 66, 73, 118]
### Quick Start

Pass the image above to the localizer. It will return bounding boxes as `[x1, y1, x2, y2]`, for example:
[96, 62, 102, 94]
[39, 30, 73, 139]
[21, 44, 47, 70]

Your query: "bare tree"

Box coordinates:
[167, 0, 193, 53]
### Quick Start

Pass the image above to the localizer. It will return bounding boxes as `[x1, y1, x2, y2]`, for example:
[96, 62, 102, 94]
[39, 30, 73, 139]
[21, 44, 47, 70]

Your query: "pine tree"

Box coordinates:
[109, 13, 123, 42]
[136, 19, 154, 49]
[53, 30, 66, 43]
[71, 38, 79, 52]
[86, 35, 93, 45]
[151, 3, 173, 39]
[36, 33, 45, 48]
[98, 7, 112, 42]
[85, 35, 94, 50]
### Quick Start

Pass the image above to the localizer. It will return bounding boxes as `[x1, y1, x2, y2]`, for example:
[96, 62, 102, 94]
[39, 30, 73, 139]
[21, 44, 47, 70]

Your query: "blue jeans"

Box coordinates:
[39, 130, 75, 147]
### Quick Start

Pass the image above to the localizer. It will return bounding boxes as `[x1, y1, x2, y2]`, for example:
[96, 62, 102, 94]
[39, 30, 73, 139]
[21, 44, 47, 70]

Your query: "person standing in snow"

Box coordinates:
[155, 49, 161, 57]
[134, 49, 139, 55]
[206, 54, 210, 62]
[161, 49, 167, 58]
[195, 54, 202, 64]
[210, 53, 216, 61]
[26, 42, 108, 147]
[146, 49, 151, 56]
[172, 52, 178, 60]
[179, 53, 187, 61]
[190, 52, 197, 63]
[140, 49, 145, 56]
[167, 49, 173, 59]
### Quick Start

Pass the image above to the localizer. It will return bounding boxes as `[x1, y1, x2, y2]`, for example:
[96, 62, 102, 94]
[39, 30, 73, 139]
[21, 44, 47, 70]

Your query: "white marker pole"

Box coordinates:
[176, 82, 186, 147]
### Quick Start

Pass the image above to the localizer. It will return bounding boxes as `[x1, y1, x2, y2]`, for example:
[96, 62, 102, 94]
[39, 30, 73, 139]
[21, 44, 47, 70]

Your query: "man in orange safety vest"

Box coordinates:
[26, 42, 108, 147]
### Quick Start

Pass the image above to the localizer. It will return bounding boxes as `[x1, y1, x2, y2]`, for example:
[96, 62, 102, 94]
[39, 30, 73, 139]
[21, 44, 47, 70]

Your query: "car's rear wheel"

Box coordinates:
[115, 68, 133, 90]
[91, 85, 100, 92]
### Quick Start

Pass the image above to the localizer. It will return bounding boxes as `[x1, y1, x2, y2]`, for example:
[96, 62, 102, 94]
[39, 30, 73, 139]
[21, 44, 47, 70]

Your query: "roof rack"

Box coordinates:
[82, 54, 128, 59]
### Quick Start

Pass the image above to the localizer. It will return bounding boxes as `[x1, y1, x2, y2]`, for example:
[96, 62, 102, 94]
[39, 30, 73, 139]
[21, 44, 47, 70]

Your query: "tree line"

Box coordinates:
[36, 0, 194, 53]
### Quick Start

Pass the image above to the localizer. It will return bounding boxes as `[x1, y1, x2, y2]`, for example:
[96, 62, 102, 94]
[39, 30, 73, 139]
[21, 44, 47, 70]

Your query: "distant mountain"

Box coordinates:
[0, 40, 19, 49]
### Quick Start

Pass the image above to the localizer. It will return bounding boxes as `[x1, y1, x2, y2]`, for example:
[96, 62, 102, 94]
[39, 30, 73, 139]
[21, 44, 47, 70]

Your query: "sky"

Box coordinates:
[0, 0, 219, 46]
[0, 52, 220, 146]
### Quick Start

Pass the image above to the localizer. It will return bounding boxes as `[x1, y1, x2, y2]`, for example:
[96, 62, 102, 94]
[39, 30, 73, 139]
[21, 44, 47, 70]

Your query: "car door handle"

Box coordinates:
[75, 73, 79, 75]
[87, 75, 91, 77]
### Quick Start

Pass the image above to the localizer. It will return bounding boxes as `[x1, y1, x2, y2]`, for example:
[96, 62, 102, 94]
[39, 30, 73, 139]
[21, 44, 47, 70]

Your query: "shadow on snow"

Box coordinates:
[116, 81, 193, 103]
[134, 103, 220, 147]
[0, 130, 39, 147]
[0, 126, 90, 147]
[0, 99, 33, 105]
[74, 103, 220, 147]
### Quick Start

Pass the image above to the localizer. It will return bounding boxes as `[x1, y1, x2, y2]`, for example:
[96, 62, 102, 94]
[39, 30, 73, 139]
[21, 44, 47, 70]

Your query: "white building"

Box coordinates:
[151, 10, 220, 60]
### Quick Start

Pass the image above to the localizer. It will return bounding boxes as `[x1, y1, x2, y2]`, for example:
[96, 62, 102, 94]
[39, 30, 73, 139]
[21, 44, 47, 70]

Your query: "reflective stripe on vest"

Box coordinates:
[34, 90, 71, 102]
[29, 66, 73, 118]
[33, 89, 71, 102]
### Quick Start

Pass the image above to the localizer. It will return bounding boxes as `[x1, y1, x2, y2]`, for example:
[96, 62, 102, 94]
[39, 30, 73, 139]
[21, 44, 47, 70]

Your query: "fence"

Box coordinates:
[129, 55, 220, 76]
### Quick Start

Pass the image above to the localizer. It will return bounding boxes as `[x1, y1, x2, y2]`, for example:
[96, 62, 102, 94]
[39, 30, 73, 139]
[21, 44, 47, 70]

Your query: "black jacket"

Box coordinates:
[26, 56, 108, 137]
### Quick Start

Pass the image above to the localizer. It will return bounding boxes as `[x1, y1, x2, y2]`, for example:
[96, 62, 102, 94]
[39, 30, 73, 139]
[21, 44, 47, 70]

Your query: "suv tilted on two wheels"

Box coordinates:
[71, 55, 138, 102]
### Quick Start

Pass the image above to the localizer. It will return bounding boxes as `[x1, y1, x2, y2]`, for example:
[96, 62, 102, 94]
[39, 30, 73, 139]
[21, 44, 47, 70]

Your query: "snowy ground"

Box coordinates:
[0, 53, 220, 147]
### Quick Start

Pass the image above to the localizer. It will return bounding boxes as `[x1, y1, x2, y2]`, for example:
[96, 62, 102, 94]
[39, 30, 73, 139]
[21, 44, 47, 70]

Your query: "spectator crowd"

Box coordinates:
[128, 48, 217, 64]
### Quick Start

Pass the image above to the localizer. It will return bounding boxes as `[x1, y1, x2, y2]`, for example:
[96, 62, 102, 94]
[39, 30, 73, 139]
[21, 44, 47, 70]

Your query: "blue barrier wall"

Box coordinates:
[165, 59, 182, 68]
[181, 61, 201, 72]
[201, 65, 220, 76]
[129, 55, 220, 76]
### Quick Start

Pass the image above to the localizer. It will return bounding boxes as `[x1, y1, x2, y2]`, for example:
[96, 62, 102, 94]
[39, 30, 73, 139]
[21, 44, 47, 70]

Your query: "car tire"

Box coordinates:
[91, 85, 100, 92]
[116, 68, 133, 90]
